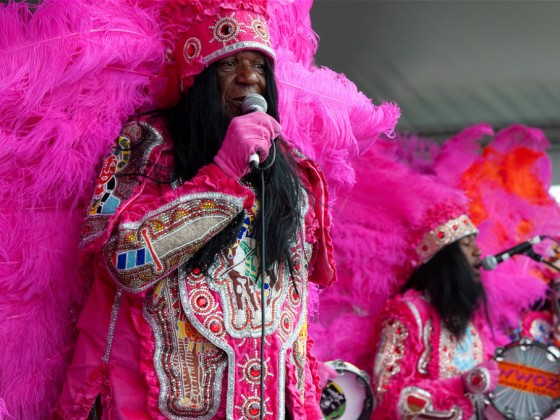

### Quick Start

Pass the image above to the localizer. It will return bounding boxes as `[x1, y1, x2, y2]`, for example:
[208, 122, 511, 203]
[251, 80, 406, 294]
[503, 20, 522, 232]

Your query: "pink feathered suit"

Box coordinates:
[55, 114, 336, 419]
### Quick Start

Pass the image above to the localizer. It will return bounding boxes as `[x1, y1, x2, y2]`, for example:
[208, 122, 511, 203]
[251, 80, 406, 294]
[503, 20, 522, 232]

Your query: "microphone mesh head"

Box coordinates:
[481, 256, 497, 271]
[241, 94, 267, 114]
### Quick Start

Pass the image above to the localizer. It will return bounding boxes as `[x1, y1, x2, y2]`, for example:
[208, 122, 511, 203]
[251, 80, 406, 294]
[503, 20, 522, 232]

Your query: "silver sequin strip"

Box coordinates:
[103, 288, 123, 362]
[203, 42, 276, 65]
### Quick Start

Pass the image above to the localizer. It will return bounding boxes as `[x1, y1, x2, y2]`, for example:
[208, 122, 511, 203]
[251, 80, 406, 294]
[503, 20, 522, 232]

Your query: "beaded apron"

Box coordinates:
[144, 196, 312, 419]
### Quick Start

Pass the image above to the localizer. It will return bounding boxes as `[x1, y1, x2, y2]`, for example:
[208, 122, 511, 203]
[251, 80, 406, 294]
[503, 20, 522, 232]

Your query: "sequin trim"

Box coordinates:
[419, 320, 432, 375]
[144, 277, 227, 419]
[405, 301, 431, 375]
[104, 192, 244, 292]
[203, 41, 276, 65]
[290, 322, 308, 402]
[102, 288, 122, 362]
[417, 215, 478, 263]
[81, 122, 163, 248]
[373, 319, 408, 397]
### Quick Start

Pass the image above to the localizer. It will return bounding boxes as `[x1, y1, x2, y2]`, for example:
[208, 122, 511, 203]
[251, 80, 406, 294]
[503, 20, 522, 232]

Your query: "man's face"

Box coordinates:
[458, 234, 483, 281]
[216, 50, 267, 119]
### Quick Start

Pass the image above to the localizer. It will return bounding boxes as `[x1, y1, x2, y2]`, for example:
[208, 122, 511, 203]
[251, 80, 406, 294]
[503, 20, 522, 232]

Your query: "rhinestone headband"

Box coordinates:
[416, 214, 478, 263]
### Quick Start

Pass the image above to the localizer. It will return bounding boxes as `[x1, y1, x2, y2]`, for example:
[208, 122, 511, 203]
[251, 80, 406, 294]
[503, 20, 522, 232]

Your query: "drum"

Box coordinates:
[320, 359, 375, 420]
[487, 338, 560, 419]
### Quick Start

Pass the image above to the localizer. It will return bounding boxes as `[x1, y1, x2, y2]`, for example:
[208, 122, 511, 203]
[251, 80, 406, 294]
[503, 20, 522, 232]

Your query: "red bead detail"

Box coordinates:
[295, 263, 301, 271]
[210, 321, 220, 332]
[452, 224, 458, 230]
[192, 267, 201, 275]
[283, 319, 290, 329]
[421, 245, 428, 251]
[472, 374, 482, 386]
[249, 405, 260, 416]
[250, 367, 260, 377]
[196, 296, 207, 308]
[437, 231, 445, 239]
[407, 395, 428, 409]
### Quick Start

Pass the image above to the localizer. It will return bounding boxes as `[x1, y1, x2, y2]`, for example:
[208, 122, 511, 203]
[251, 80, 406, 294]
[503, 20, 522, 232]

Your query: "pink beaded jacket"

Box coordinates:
[371, 289, 496, 419]
[55, 114, 336, 419]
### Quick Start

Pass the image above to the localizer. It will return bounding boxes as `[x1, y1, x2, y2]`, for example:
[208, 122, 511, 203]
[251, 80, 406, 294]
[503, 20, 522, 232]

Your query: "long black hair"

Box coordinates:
[401, 240, 488, 338]
[166, 58, 306, 277]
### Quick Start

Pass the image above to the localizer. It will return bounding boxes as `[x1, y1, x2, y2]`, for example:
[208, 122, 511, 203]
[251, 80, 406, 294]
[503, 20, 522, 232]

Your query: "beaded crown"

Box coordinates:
[416, 214, 478, 263]
[160, 0, 275, 90]
[411, 198, 478, 265]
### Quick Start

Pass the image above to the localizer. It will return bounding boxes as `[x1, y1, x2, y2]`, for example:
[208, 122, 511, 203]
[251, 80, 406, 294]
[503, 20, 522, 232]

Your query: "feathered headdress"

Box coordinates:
[152, 0, 275, 102]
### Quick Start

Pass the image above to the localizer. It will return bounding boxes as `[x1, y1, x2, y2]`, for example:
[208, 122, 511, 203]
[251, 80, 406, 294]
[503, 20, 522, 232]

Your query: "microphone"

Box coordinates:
[241, 94, 268, 169]
[482, 235, 544, 270]
[241, 93, 267, 114]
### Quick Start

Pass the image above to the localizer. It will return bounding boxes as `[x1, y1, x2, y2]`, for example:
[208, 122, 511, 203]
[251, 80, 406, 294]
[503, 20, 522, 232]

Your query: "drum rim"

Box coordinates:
[487, 338, 560, 419]
[320, 359, 375, 420]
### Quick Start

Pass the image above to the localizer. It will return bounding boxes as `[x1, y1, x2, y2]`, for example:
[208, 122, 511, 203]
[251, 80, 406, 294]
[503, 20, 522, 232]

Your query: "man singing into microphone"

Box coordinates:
[56, 1, 336, 418]
[370, 201, 500, 419]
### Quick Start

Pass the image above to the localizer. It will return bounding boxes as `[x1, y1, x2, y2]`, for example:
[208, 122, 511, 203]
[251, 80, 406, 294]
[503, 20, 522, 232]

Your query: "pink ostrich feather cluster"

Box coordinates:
[309, 138, 469, 371]
[267, 0, 400, 201]
[311, 123, 560, 374]
[0, 0, 399, 417]
[0, 0, 164, 417]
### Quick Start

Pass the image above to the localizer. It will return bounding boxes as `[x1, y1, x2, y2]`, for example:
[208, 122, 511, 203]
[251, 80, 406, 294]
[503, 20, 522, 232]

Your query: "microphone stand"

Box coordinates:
[526, 249, 560, 272]
[251, 144, 276, 420]
[526, 245, 560, 371]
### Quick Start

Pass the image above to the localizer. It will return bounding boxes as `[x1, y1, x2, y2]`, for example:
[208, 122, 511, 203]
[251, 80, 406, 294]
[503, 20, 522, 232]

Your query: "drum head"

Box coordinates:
[488, 338, 560, 419]
[320, 360, 374, 420]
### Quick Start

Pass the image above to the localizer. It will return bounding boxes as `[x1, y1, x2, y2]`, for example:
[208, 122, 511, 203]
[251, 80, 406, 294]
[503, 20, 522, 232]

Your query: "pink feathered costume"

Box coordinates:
[55, 114, 336, 419]
[371, 289, 496, 419]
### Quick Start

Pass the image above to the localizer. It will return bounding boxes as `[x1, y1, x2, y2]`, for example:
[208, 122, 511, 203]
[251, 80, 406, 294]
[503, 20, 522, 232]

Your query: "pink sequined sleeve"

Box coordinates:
[80, 118, 255, 293]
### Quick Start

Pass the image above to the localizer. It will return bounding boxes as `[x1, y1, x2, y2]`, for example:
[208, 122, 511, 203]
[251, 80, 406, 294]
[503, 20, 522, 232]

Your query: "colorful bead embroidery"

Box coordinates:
[373, 319, 409, 397]
[438, 321, 483, 378]
[105, 192, 244, 291]
[144, 277, 227, 419]
[81, 122, 163, 247]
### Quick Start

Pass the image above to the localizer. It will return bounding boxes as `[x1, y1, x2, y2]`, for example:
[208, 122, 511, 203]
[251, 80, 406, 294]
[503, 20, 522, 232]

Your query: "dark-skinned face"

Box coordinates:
[216, 50, 267, 119]
[458, 233, 483, 281]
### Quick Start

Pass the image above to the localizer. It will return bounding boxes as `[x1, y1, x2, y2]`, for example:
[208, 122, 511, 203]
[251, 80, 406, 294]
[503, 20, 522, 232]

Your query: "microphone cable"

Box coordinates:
[251, 143, 276, 420]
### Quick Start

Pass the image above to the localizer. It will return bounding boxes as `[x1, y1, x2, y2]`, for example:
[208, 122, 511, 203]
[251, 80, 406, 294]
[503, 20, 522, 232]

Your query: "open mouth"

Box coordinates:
[473, 262, 482, 275]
